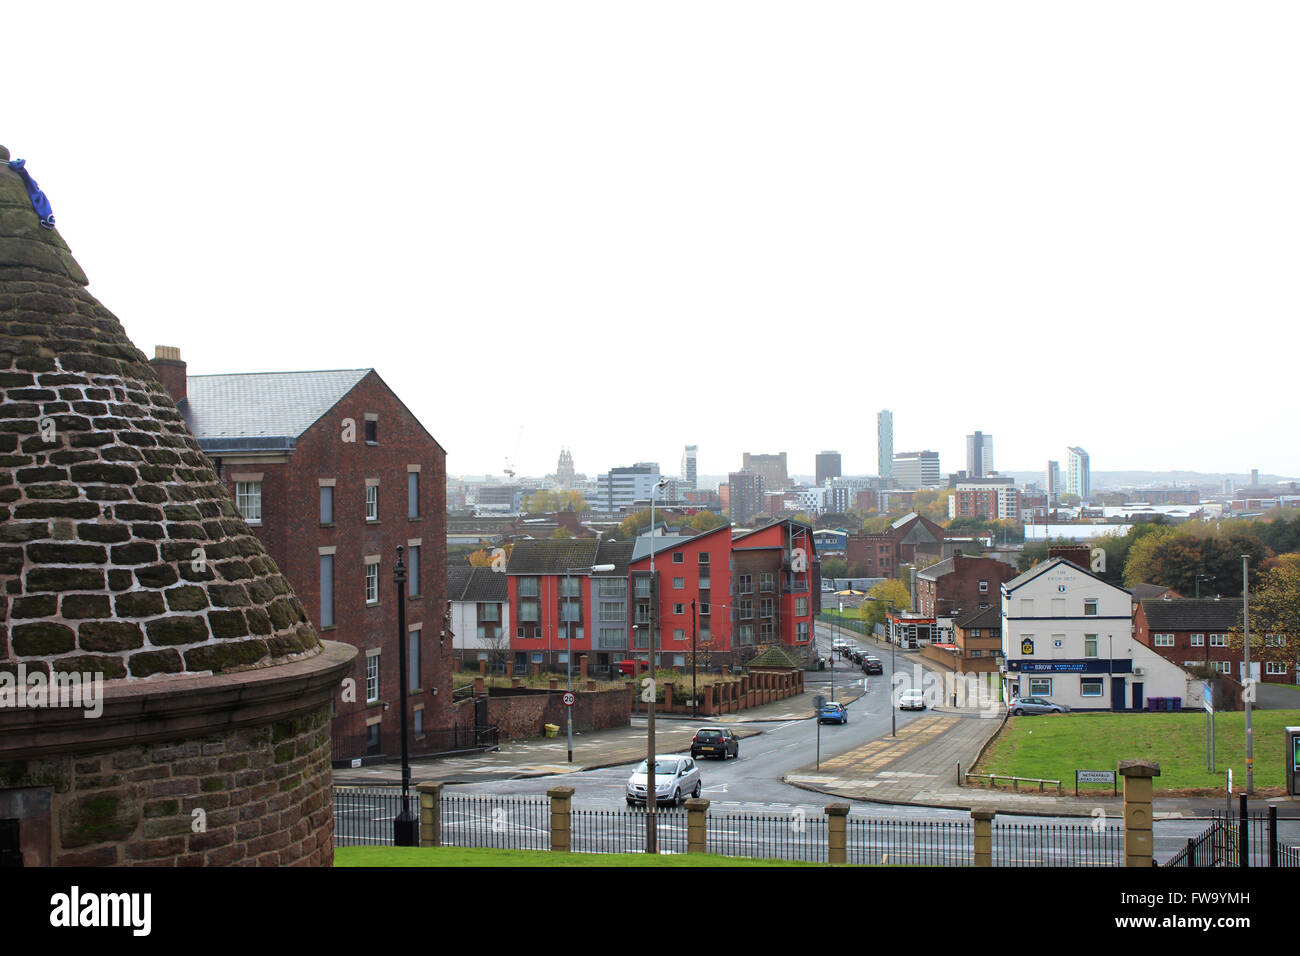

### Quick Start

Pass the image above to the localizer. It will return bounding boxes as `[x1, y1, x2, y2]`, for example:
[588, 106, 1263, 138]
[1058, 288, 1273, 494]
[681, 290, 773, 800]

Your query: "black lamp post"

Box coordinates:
[392, 546, 417, 846]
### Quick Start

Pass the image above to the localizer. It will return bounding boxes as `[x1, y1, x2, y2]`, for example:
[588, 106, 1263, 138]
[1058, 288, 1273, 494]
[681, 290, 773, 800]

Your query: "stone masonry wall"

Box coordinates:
[1, 706, 335, 866]
[0, 266, 323, 678]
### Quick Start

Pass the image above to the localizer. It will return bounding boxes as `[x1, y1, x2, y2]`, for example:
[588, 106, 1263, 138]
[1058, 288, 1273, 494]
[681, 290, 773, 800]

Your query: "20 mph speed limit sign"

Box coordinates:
[562, 692, 576, 707]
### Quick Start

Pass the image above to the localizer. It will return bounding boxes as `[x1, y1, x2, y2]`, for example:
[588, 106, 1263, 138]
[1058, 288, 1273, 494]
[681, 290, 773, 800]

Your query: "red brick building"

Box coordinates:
[915, 552, 1017, 619]
[152, 352, 451, 762]
[1131, 598, 1286, 681]
[846, 512, 946, 578]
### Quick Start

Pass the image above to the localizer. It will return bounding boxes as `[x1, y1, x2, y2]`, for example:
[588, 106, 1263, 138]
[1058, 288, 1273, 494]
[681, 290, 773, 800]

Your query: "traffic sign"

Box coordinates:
[562, 692, 575, 707]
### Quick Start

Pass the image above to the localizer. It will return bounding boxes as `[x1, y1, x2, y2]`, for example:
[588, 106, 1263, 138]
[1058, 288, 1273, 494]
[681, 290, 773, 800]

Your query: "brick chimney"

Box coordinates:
[150, 344, 187, 403]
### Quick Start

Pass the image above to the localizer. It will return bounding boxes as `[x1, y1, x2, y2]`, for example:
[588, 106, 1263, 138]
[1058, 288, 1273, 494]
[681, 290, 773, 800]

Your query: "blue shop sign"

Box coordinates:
[1008, 659, 1133, 674]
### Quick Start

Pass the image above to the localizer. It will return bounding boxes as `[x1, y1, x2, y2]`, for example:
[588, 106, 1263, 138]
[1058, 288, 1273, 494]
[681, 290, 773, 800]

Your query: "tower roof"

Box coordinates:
[0, 147, 322, 681]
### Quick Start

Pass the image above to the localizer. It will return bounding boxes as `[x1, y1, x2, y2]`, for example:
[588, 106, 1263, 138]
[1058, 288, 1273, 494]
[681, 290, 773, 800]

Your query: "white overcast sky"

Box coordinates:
[7, 2, 1298, 483]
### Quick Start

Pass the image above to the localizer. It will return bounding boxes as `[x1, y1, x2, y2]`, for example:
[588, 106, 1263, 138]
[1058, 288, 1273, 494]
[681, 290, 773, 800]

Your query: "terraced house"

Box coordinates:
[150, 351, 451, 761]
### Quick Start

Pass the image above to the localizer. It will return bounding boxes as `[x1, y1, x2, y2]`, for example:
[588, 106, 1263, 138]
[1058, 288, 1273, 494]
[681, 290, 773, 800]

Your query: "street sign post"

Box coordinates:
[1204, 689, 1215, 772]
[1074, 769, 1117, 797]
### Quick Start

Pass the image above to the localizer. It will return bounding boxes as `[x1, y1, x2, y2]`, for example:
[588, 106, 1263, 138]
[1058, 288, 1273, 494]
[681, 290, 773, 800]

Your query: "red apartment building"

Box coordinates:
[728, 519, 820, 662]
[505, 538, 634, 676]
[627, 525, 735, 667]
[151, 350, 450, 762]
[503, 520, 819, 671]
[1131, 597, 1289, 682]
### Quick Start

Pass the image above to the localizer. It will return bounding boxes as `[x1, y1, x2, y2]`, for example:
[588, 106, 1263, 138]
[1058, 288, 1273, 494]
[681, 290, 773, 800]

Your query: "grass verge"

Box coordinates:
[974, 709, 1300, 794]
[335, 846, 824, 867]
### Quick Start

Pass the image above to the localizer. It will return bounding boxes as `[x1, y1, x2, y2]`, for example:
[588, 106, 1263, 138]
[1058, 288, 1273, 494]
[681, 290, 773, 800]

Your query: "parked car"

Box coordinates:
[817, 701, 849, 724]
[626, 755, 702, 807]
[1008, 696, 1070, 715]
[862, 656, 883, 675]
[898, 688, 926, 710]
[691, 727, 739, 760]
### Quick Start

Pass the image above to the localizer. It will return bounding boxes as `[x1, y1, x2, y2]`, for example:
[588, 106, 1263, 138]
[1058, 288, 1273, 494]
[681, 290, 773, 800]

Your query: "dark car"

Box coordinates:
[691, 727, 739, 760]
[817, 701, 848, 724]
[862, 656, 883, 675]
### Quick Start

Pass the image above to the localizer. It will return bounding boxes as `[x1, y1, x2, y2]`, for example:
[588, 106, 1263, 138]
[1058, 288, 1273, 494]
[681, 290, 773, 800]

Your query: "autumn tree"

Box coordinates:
[1123, 525, 1267, 596]
[859, 578, 911, 629]
[522, 489, 589, 514]
[1229, 555, 1300, 681]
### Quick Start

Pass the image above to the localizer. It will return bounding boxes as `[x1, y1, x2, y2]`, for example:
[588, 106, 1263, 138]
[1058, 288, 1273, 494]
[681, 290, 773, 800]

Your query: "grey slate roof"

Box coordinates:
[955, 605, 1001, 631]
[448, 566, 508, 603]
[1140, 598, 1243, 631]
[916, 557, 954, 582]
[1131, 583, 1181, 602]
[182, 369, 372, 446]
[506, 539, 600, 575]
[593, 540, 635, 576]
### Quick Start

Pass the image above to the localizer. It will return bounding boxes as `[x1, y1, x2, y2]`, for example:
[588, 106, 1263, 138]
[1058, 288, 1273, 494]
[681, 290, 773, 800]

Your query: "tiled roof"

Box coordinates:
[746, 646, 804, 669]
[183, 369, 372, 445]
[593, 540, 635, 576]
[1131, 583, 1181, 601]
[1140, 598, 1243, 631]
[955, 606, 1001, 630]
[916, 557, 954, 581]
[448, 566, 508, 603]
[505, 539, 600, 574]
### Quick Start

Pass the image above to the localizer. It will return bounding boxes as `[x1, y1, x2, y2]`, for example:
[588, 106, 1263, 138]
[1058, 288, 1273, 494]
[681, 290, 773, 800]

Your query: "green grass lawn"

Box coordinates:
[335, 846, 823, 867]
[975, 709, 1300, 793]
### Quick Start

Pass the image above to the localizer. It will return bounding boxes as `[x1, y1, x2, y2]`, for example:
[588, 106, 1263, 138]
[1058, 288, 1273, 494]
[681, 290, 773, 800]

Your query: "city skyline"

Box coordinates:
[7, 6, 1299, 480]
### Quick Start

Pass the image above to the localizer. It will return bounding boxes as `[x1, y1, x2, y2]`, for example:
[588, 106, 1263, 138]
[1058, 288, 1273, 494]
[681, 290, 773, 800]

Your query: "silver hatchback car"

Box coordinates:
[626, 755, 702, 807]
[1009, 696, 1070, 715]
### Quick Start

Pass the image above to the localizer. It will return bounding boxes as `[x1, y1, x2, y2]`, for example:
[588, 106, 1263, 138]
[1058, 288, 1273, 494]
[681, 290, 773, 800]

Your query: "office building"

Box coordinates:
[596, 463, 662, 512]
[728, 471, 766, 525]
[966, 431, 994, 478]
[815, 450, 842, 486]
[681, 444, 698, 491]
[878, 410, 894, 480]
[1066, 447, 1091, 501]
[1046, 460, 1061, 503]
[892, 451, 941, 490]
[742, 452, 789, 492]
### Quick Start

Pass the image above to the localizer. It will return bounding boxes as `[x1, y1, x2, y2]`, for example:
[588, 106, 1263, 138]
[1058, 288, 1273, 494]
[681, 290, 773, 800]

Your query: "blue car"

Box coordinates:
[817, 701, 848, 724]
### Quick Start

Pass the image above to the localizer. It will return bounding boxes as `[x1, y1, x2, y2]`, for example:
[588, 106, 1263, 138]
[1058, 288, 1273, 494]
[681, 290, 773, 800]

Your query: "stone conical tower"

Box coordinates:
[0, 146, 354, 866]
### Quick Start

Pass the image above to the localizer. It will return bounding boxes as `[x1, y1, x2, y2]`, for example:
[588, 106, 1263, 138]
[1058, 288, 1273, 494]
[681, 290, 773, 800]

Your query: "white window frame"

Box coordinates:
[1210, 633, 1227, 647]
[365, 561, 379, 605]
[1084, 634, 1098, 658]
[1080, 678, 1104, 697]
[236, 481, 262, 525]
[1028, 677, 1052, 697]
[1153, 633, 1174, 647]
[366, 652, 380, 702]
[1191, 633, 1205, 647]
[1083, 599, 1098, 617]
[1265, 662, 1287, 675]
[366, 484, 379, 522]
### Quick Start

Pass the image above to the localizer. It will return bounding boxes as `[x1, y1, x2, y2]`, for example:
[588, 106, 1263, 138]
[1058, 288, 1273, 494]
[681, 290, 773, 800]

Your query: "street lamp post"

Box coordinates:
[564, 562, 615, 763]
[1243, 555, 1254, 795]
[645, 476, 668, 854]
[392, 546, 417, 846]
